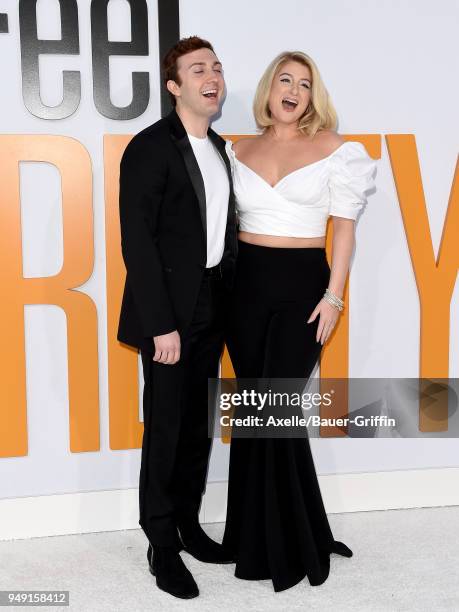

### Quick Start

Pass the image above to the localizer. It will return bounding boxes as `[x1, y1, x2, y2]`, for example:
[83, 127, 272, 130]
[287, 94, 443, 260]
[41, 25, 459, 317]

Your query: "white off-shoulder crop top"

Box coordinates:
[225, 139, 377, 238]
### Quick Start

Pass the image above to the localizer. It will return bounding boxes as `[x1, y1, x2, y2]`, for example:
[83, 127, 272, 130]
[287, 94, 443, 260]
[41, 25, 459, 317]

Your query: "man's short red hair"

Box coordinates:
[162, 36, 215, 107]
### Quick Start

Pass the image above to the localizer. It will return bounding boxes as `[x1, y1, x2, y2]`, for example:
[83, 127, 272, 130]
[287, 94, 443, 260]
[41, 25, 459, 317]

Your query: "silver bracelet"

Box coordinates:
[323, 288, 344, 311]
[325, 288, 344, 306]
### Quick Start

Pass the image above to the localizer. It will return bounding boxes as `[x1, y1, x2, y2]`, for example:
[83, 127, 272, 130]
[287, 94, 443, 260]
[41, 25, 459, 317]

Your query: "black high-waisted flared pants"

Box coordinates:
[222, 240, 352, 592]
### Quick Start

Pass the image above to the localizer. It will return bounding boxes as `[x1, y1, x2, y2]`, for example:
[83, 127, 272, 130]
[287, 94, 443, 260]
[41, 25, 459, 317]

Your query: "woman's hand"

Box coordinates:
[307, 298, 341, 345]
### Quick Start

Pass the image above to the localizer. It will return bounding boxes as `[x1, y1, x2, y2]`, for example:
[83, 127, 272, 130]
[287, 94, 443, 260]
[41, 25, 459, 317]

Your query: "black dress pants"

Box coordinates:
[222, 240, 350, 592]
[139, 269, 225, 548]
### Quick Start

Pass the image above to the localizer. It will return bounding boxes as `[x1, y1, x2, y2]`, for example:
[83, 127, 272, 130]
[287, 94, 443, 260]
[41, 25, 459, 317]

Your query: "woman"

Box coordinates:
[222, 51, 377, 592]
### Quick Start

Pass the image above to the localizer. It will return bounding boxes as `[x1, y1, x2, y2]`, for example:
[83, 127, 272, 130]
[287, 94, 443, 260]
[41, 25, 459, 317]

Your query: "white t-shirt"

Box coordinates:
[187, 133, 229, 268]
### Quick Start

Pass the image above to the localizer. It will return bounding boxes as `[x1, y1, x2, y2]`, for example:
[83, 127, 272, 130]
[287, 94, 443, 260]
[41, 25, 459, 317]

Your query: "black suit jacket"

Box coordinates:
[117, 108, 238, 352]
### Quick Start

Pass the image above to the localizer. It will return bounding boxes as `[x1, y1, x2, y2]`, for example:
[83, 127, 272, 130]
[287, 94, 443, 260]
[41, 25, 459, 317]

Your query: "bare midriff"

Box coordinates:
[238, 231, 326, 248]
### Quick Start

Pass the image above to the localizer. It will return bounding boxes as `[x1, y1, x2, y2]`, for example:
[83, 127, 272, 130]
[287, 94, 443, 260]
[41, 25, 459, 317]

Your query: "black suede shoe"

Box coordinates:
[147, 544, 199, 599]
[331, 540, 353, 557]
[178, 522, 235, 564]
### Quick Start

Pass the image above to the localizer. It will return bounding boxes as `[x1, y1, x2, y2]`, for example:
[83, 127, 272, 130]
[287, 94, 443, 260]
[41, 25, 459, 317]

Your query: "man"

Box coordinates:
[117, 36, 237, 599]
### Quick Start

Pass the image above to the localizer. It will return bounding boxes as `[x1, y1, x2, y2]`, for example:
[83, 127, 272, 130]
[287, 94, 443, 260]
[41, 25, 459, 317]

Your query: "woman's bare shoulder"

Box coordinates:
[233, 135, 262, 156]
[311, 129, 345, 155]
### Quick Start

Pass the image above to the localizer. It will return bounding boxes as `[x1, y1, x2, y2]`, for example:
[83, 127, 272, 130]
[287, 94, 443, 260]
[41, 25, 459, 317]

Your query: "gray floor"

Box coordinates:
[1, 506, 458, 611]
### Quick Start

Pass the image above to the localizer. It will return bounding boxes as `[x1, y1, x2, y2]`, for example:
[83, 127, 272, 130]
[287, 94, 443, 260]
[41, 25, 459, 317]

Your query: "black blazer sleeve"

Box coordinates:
[119, 134, 177, 338]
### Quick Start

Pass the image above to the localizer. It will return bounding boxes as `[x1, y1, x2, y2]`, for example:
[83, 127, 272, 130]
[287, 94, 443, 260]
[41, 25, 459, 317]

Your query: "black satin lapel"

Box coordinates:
[209, 131, 232, 185]
[171, 134, 207, 243]
[208, 130, 238, 263]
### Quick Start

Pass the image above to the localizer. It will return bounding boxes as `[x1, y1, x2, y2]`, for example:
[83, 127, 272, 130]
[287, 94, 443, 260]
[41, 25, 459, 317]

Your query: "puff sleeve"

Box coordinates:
[328, 142, 377, 220]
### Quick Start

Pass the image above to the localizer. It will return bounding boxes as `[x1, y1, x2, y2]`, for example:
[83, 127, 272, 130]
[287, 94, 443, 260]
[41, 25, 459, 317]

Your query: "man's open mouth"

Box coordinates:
[202, 89, 218, 99]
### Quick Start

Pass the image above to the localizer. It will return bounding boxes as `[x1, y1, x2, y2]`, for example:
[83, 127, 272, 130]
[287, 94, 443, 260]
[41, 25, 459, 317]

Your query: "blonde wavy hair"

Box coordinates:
[253, 51, 338, 138]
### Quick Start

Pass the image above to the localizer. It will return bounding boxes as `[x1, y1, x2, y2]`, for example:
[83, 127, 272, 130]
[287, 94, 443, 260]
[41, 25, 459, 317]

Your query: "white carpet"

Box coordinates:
[1, 506, 458, 611]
